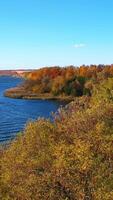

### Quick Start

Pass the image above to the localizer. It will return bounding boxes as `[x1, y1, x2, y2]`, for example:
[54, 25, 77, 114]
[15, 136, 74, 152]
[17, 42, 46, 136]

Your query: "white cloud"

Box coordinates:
[74, 43, 86, 48]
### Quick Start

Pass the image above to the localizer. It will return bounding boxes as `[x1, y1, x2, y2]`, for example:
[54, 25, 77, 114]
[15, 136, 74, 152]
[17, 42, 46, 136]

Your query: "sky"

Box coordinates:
[0, 0, 113, 69]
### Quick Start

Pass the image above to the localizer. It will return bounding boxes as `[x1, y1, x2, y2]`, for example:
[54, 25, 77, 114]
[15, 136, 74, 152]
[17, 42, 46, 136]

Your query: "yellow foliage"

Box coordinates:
[0, 79, 113, 199]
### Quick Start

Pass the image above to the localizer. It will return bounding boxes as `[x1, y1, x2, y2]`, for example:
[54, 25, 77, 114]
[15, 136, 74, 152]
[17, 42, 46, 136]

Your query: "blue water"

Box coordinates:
[0, 76, 64, 143]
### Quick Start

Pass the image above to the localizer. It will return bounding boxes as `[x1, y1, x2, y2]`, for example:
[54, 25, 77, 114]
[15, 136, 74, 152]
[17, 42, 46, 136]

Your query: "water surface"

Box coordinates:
[0, 76, 64, 142]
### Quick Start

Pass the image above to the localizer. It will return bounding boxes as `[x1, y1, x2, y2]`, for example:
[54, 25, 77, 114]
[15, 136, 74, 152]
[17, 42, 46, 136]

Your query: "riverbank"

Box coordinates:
[4, 87, 75, 102]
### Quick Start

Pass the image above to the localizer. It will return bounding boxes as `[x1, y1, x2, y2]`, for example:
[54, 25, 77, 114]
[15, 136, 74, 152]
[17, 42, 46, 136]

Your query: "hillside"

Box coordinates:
[0, 77, 113, 199]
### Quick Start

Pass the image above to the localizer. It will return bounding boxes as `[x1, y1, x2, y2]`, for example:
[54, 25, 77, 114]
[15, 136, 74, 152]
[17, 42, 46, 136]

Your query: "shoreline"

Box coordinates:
[4, 87, 75, 102]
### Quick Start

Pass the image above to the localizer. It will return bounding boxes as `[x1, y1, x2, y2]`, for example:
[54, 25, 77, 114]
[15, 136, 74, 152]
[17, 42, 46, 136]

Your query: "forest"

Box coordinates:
[22, 64, 113, 97]
[4, 64, 113, 100]
[0, 65, 113, 199]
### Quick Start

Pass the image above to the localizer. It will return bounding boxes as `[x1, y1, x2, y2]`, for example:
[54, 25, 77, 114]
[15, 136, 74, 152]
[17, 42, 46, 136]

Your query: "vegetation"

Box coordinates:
[0, 69, 113, 199]
[4, 64, 113, 99]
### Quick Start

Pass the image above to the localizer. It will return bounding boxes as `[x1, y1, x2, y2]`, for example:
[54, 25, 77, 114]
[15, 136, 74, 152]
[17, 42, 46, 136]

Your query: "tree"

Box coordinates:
[51, 76, 65, 96]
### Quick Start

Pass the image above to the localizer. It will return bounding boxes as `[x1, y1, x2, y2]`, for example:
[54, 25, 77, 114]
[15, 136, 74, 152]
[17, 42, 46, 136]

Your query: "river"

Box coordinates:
[0, 76, 64, 143]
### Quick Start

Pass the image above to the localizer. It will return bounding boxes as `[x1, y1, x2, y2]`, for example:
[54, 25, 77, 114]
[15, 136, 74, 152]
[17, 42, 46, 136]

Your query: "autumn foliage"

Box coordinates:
[0, 74, 113, 199]
[22, 65, 113, 98]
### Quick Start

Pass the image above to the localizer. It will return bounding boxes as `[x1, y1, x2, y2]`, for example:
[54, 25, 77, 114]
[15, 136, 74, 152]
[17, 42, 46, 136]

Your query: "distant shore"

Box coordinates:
[4, 87, 74, 102]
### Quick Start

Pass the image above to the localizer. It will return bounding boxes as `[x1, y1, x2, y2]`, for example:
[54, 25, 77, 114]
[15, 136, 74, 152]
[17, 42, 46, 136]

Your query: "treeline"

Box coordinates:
[0, 77, 113, 199]
[23, 64, 113, 97]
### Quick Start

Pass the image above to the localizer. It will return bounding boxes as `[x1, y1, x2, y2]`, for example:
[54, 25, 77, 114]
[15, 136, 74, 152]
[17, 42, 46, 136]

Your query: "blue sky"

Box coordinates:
[0, 0, 113, 69]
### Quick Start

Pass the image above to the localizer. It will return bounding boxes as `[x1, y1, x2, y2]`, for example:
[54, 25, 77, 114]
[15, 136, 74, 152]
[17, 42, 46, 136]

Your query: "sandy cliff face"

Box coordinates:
[0, 70, 18, 76]
[0, 70, 31, 77]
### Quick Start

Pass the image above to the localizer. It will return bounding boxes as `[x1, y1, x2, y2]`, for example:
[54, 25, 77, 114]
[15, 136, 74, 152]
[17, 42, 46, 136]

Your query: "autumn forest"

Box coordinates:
[0, 65, 113, 199]
[5, 64, 113, 99]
